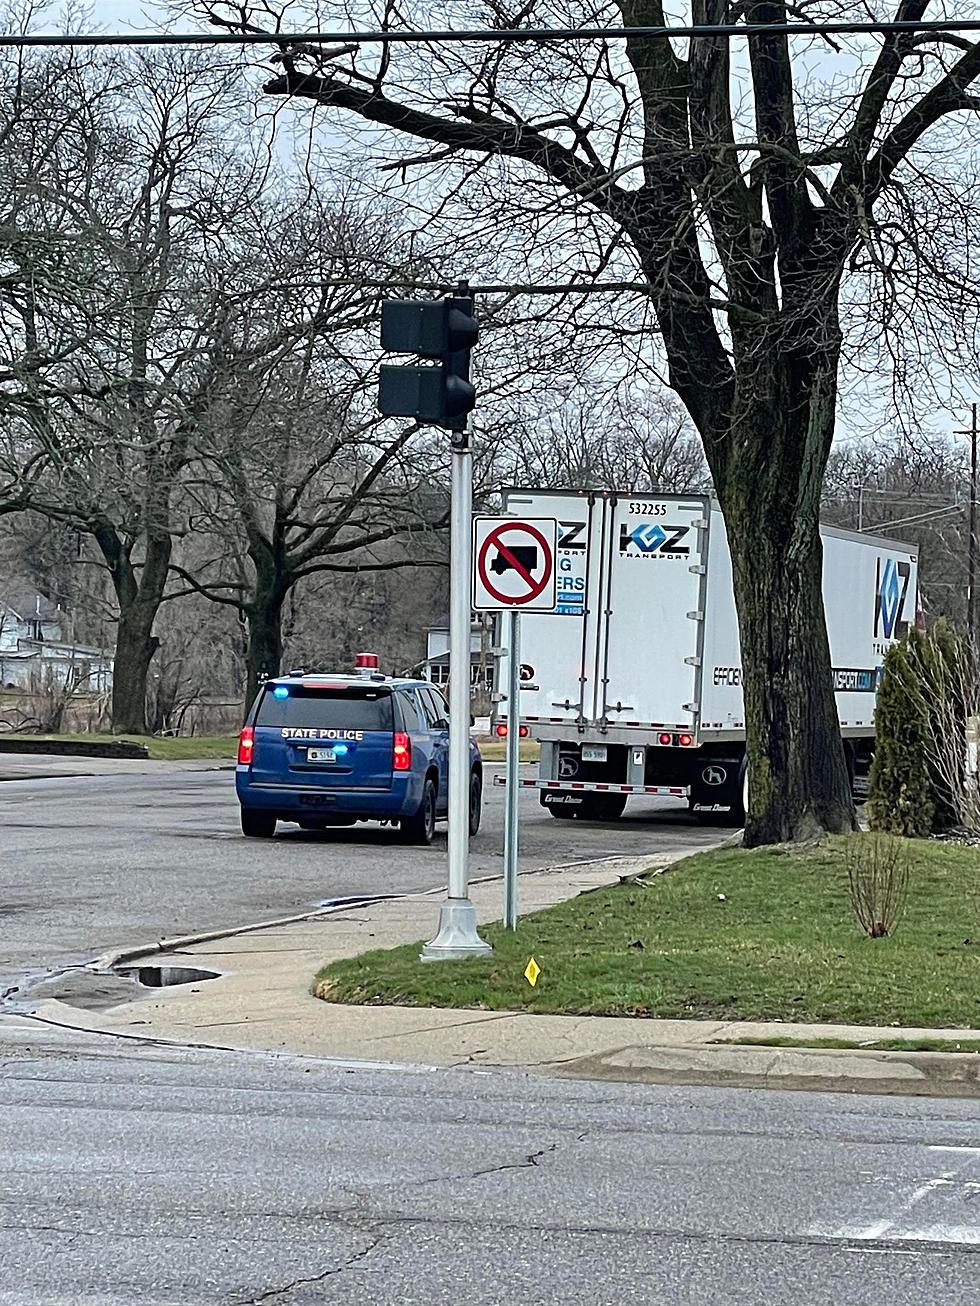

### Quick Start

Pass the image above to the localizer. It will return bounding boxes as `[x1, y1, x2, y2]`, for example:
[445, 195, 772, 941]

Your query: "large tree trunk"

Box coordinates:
[112, 614, 161, 735]
[243, 590, 285, 714]
[717, 326, 858, 846]
[94, 526, 171, 735]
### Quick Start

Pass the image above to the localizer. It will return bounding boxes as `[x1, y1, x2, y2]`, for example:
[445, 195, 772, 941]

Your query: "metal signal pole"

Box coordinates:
[420, 282, 492, 962]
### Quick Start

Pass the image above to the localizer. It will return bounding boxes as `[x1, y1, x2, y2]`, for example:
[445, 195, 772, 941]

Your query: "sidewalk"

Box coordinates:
[0, 755, 235, 780]
[27, 851, 980, 1098]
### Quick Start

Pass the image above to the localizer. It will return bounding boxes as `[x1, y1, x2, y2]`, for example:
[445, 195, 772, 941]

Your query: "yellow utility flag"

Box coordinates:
[524, 957, 541, 987]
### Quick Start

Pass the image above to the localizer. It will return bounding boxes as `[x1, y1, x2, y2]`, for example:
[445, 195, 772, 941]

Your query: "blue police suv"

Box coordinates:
[236, 654, 483, 845]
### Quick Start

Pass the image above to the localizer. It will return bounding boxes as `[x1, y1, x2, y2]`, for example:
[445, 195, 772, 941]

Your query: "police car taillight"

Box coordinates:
[238, 725, 255, 766]
[355, 651, 380, 676]
[393, 732, 412, 771]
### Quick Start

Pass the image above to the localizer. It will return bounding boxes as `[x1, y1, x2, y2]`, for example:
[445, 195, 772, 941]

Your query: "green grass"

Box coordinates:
[476, 740, 540, 763]
[712, 1035, 980, 1054]
[315, 837, 980, 1029]
[0, 732, 237, 760]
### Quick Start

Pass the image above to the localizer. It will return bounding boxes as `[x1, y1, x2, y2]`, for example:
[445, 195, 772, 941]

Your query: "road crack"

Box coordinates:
[235, 1231, 385, 1304]
[386, 1140, 561, 1191]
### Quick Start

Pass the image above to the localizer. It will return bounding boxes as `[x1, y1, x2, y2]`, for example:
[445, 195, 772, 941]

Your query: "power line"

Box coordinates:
[6, 19, 980, 51]
[862, 503, 965, 533]
[266, 277, 655, 296]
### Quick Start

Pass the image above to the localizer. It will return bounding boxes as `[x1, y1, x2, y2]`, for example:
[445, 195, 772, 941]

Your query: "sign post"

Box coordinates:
[473, 516, 557, 930]
[503, 608, 521, 930]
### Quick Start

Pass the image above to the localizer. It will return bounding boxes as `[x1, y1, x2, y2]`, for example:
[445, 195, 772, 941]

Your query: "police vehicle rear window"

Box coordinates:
[256, 686, 394, 731]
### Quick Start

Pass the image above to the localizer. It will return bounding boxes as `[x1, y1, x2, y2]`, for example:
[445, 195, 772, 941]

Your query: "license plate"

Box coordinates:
[307, 747, 336, 763]
[582, 745, 607, 763]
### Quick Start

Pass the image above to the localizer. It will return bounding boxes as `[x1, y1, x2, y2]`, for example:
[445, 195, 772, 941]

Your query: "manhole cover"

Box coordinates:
[114, 965, 219, 988]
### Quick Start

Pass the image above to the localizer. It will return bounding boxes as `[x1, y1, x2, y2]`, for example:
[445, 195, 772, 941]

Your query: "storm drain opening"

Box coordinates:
[114, 965, 219, 988]
[319, 893, 400, 909]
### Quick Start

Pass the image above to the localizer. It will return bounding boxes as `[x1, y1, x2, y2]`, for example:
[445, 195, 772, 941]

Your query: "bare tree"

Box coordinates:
[823, 433, 969, 627]
[202, 1, 980, 844]
[0, 37, 433, 730]
[171, 197, 450, 708]
[0, 42, 271, 731]
[493, 383, 707, 490]
[177, 398, 447, 708]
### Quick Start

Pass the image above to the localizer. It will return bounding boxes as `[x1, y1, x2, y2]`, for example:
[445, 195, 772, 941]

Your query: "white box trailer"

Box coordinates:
[495, 488, 918, 824]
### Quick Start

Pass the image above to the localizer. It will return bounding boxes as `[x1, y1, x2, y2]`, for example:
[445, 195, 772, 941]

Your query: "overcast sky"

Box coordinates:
[82, 0, 191, 29]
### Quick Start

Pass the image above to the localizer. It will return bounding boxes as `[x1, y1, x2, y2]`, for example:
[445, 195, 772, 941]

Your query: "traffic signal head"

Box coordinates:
[378, 294, 478, 430]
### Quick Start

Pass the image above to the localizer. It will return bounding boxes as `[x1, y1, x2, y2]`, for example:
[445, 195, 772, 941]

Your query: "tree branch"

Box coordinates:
[262, 70, 620, 214]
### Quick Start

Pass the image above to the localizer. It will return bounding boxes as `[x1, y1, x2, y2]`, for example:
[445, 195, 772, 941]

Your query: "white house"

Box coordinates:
[419, 613, 494, 697]
[0, 590, 113, 693]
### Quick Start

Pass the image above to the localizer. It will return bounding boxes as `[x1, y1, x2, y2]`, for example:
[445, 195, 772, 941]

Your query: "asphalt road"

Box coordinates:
[0, 762, 726, 991]
[1, 1022, 978, 1305]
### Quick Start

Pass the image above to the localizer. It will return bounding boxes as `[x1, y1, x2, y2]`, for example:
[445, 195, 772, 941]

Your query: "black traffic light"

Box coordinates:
[378, 294, 478, 431]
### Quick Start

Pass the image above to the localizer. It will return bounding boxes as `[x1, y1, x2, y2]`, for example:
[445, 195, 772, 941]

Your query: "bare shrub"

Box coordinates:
[845, 835, 912, 940]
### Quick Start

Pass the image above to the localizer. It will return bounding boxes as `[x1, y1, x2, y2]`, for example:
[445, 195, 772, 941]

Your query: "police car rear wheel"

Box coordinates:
[401, 778, 436, 845]
[468, 771, 483, 837]
[241, 808, 276, 839]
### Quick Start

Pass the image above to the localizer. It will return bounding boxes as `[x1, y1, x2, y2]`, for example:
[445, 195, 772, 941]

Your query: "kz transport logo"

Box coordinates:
[874, 557, 912, 640]
[619, 523, 690, 557]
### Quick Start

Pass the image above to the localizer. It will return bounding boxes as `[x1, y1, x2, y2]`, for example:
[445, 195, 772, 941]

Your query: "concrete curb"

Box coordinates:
[92, 853, 646, 972]
[546, 1041, 980, 1099]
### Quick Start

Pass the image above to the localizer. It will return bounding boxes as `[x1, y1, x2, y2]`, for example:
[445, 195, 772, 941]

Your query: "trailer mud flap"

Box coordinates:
[689, 756, 744, 817]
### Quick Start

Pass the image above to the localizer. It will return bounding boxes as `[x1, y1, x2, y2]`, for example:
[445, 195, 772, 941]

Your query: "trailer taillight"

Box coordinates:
[658, 732, 672, 746]
[679, 734, 694, 747]
[495, 723, 528, 739]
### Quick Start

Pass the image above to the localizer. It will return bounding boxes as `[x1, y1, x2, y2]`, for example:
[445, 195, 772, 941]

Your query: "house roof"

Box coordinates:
[422, 652, 483, 666]
[0, 588, 60, 623]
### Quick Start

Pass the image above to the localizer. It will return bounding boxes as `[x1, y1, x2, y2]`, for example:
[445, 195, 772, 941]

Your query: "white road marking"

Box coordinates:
[890, 1226, 980, 1245]
[814, 1151, 980, 1244]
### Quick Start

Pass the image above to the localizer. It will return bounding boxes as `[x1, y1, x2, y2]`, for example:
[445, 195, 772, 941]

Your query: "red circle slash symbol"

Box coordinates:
[478, 523, 553, 606]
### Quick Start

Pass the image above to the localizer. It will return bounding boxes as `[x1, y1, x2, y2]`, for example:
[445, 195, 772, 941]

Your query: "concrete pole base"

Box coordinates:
[419, 898, 493, 961]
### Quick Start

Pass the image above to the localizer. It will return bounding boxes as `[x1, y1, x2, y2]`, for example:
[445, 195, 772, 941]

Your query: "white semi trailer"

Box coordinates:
[494, 488, 919, 824]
